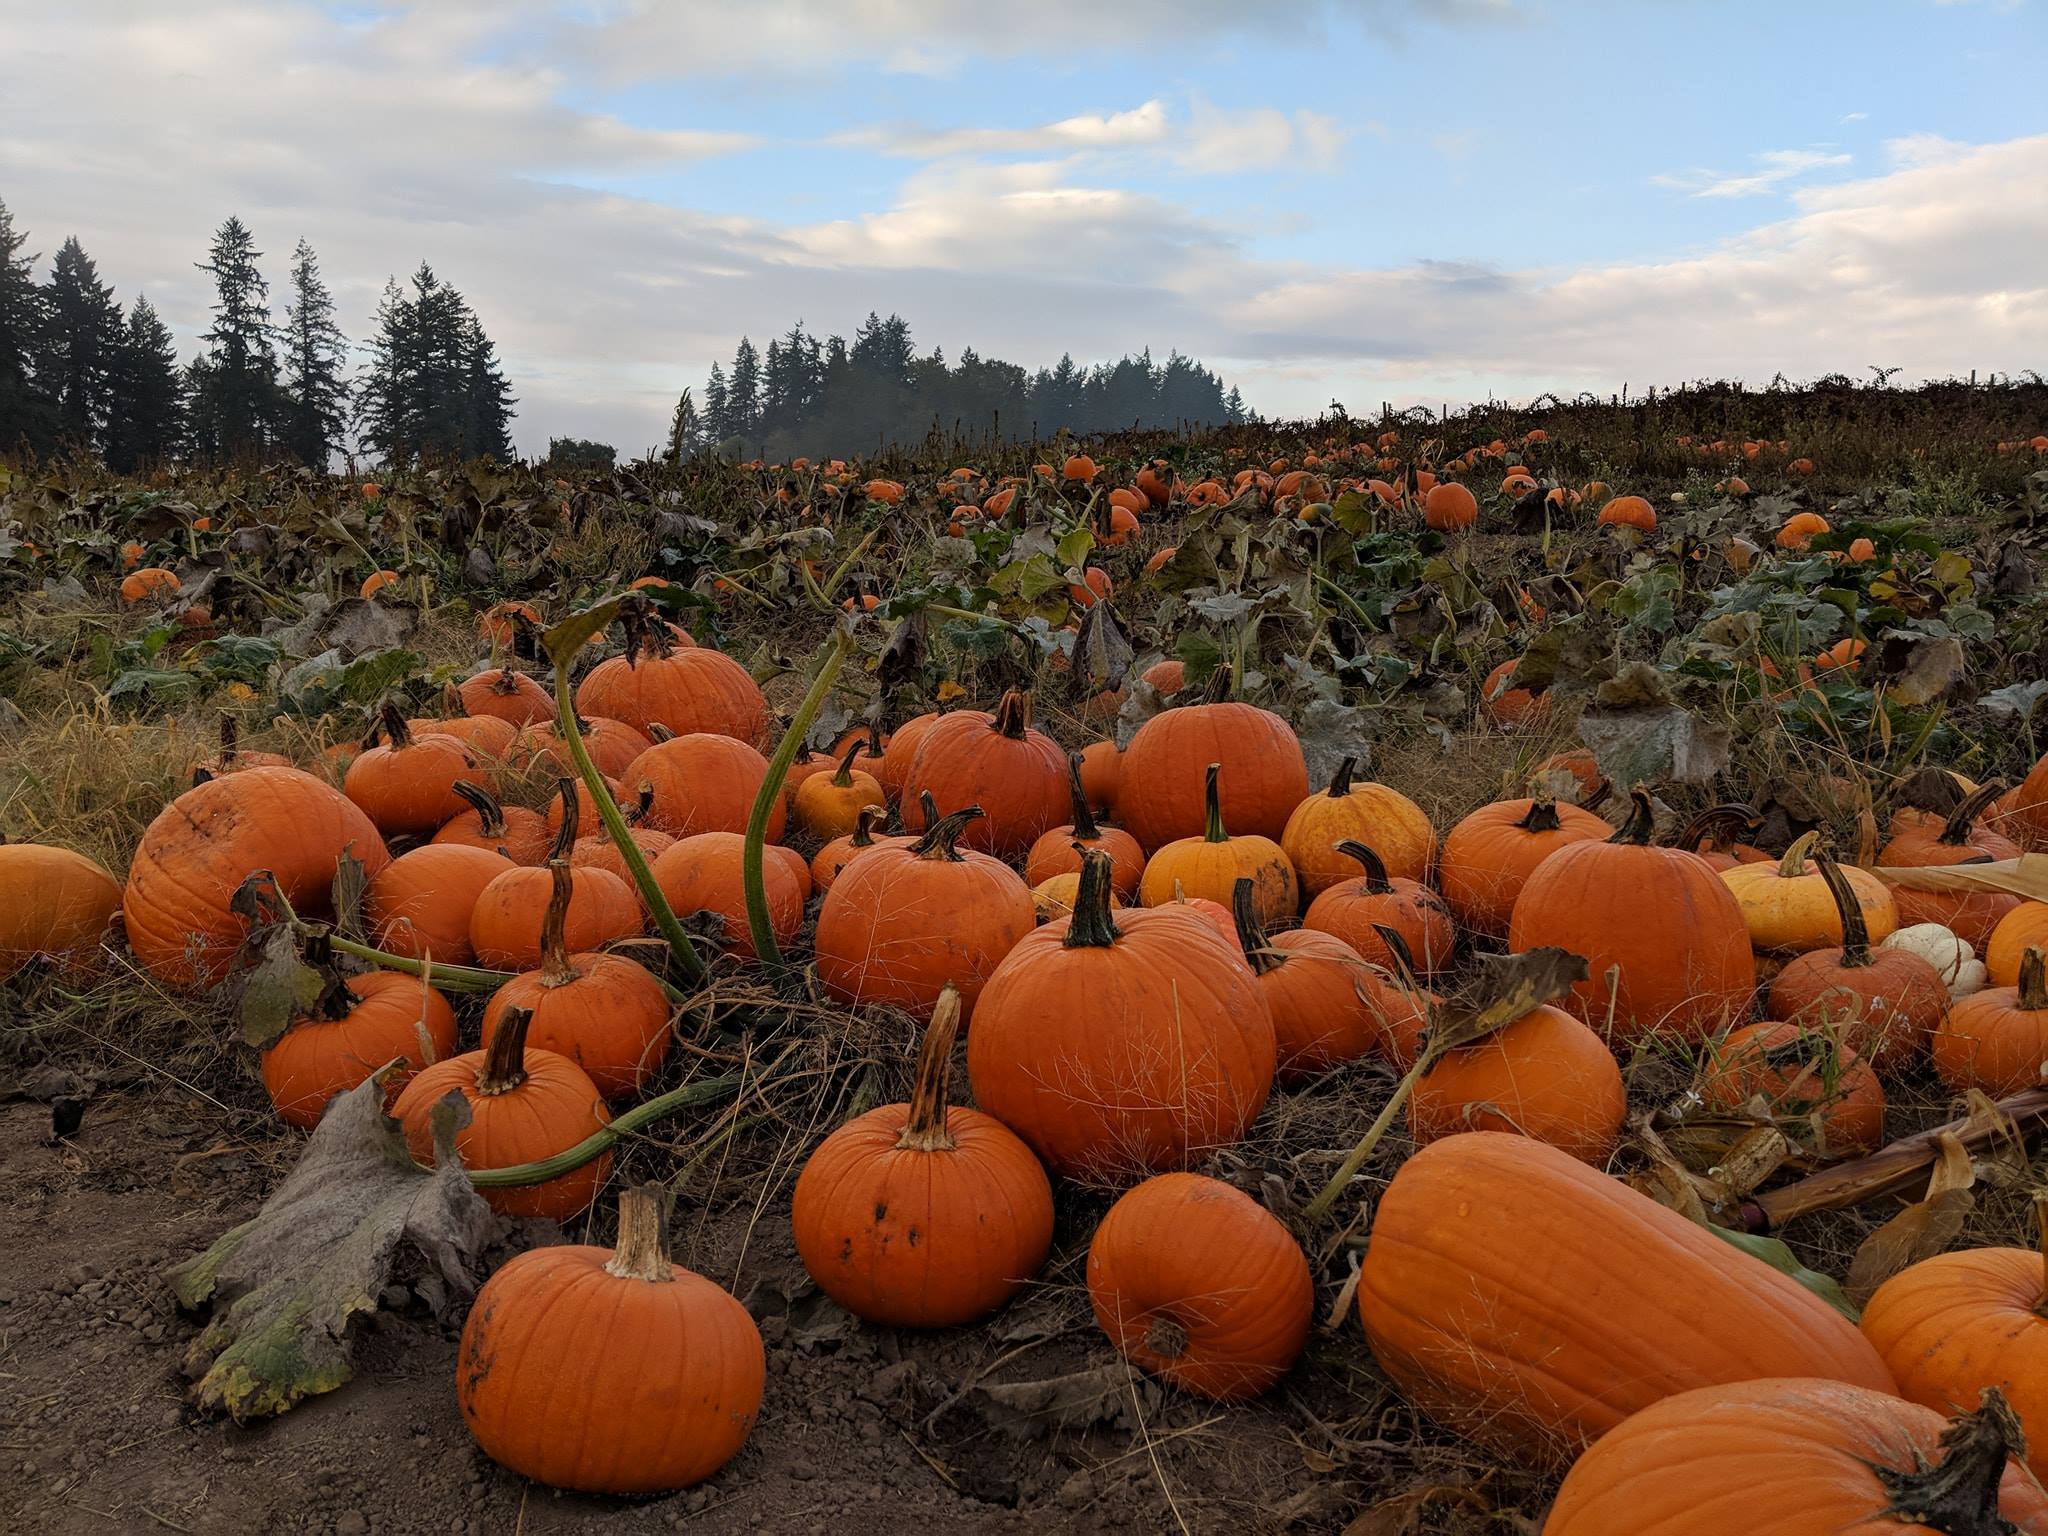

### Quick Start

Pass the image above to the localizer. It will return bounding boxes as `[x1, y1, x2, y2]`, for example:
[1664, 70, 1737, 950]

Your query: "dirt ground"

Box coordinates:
[0, 1052, 1547, 1536]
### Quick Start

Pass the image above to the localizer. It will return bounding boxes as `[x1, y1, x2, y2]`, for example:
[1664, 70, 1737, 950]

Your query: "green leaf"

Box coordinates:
[542, 598, 622, 665]
[105, 667, 200, 709]
[1054, 524, 1095, 570]
[1709, 1224, 1860, 1323]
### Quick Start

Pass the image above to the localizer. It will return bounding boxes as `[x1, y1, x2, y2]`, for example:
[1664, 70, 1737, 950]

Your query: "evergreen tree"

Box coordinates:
[279, 238, 349, 466]
[353, 276, 410, 462]
[0, 197, 57, 454]
[352, 267, 514, 463]
[727, 336, 761, 443]
[105, 296, 185, 472]
[192, 215, 281, 458]
[39, 236, 124, 452]
[701, 361, 731, 443]
[459, 311, 515, 459]
[665, 386, 698, 460]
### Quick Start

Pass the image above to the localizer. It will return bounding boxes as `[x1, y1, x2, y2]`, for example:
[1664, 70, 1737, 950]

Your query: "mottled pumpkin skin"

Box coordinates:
[1087, 1173, 1311, 1401]
[261, 973, 459, 1130]
[574, 646, 770, 746]
[1280, 780, 1435, 900]
[1356, 1133, 1895, 1466]
[624, 733, 786, 842]
[483, 954, 672, 1101]
[124, 766, 391, 989]
[1409, 1003, 1625, 1164]
[1861, 1247, 2048, 1482]
[0, 843, 121, 980]
[367, 844, 513, 965]
[1543, 1377, 2048, 1535]
[1139, 832, 1298, 927]
[457, 1246, 764, 1493]
[902, 700, 1069, 861]
[1437, 798, 1607, 938]
[393, 1045, 612, 1221]
[1697, 1021, 1886, 1156]
[792, 1103, 1054, 1328]
[966, 906, 1275, 1183]
[1116, 701, 1308, 852]
[468, 863, 639, 971]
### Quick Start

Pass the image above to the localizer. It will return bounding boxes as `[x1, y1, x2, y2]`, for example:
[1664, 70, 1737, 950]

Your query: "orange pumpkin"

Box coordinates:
[1137, 762, 1299, 927]
[574, 629, 769, 747]
[1422, 482, 1478, 531]
[1301, 840, 1455, 976]
[648, 831, 804, 962]
[810, 806, 911, 894]
[1596, 495, 1656, 531]
[261, 967, 457, 1130]
[1479, 657, 1549, 728]
[468, 785, 640, 970]
[1879, 781, 2020, 948]
[791, 737, 885, 839]
[1280, 756, 1436, 900]
[1933, 944, 2048, 1096]
[1229, 879, 1385, 1083]
[366, 842, 513, 965]
[1698, 1020, 1886, 1156]
[119, 566, 181, 605]
[432, 782, 552, 865]
[1776, 511, 1831, 550]
[902, 690, 1068, 860]
[0, 840, 121, 981]
[343, 701, 490, 839]
[1409, 1002, 1625, 1163]
[1437, 797, 1608, 939]
[457, 666, 555, 727]
[1116, 669, 1308, 851]
[1023, 752, 1145, 898]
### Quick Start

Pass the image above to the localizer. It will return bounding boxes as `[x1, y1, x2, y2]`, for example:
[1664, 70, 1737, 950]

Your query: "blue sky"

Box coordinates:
[2, 0, 2043, 453]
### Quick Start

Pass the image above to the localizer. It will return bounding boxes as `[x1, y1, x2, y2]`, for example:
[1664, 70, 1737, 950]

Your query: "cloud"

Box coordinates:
[838, 102, 1172, 160]
[1653, 147, 1853, 199]
[1841, 111, 1870, 122]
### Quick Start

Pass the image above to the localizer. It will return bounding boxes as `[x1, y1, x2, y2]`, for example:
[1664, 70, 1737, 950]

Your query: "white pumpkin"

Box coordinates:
[1880, 922, 1987, 999]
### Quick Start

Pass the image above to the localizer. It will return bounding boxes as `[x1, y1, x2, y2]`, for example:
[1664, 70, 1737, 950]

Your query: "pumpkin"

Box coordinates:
[119, 566, 180, 604]
[814, 807, 1035, 1024]
[1987, 903, 2048, 987]
[1356, 1131, 1895, 1466]
[1076, 738, 1121, 814]
[574, 627, 770, 746]
[261, 966, 457, 1130]
[1023, 752, 1145, 898]
[1699, 1021, 1887, 1156]
[1280, 755, 1436, 899]
[791, 737, 885, 840]
[0, 839, 121, 980]
[1137, 762, 1299, 927]
[124, 766, 391, 989]
[1480, 657, 1549, 728]
[1595, 494, 1657, 531]
[625, 731, 787, 842]
[457, 666, 555, 727]
[482, 863, 672, 1101]
[511, 715, 652, 781]
[1542, 1378, 2048, 1535]
[1301, 840, 1456, 977]
[1933, 944, 2048, 1096]
[432, 781, 552, 864]
[1880, 784, 2018, 950]
[792, 986, 1054, 1327]
[457, 1185, 762, 1493]
[468, 785, 640, 971]
[902, 690, 1067, 860]
[1087, 1172, 1311, 1402]
[1533, 748, 1607, 805]
[873, 710, 939, 805]
[412, 686, 520, 762]
[393, 1004, 612, 1220]
[366, 842, 512, 965]
[1423, 481, 1478, 531]
[1139, 657, 1185, 696]
[1882, 923, 1989, 999]
[1437, 797, 1609, 938]
[1229, 879, 1385, 1084]
[1766, 852, 1949, 1070]
[649, 831, 805, 962]
[1861, 1196, 2048, 1482]
[190, 715, 295, 779]
[477, 600, 539, 650]
[568, 819, 674, 911]
[1509, 787, 1755, 1044]
[1776, 511, 1832, 550]
[1409, 1002, 1626, 1164]
[966, 849, 1275, 1182]
[343, 700, 490, 839]
[1116, 670, 1308, 852]
[1724, 832, 1899, 953]
[1995, 748, 2048, 866]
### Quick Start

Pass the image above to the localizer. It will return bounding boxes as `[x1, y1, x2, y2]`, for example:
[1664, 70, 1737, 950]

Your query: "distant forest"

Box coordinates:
[667, 314, 1254, 461]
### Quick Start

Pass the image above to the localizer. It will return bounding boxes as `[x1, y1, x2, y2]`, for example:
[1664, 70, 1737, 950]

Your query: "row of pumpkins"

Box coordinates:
[5, 620, 2048, 1529]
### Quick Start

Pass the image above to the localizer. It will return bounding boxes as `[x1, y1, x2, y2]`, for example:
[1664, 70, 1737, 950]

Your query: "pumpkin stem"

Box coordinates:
[376, 698, 413, 751]
[1813, 851, 1873, 968]
[304, 932, 356, 1023]
[1325, 755, 1357, 799]
[548, 778, 578, 861]
[449, 779, 508, 838]
[1142, 1313, 1188, 1360]
[1335, 840, 1392, 895]
[1676, 803, 1760, 854]
[1778, 829, 1820, 879]
[1202, 762, 1227, 844]
[218, 713, 240, 764]
[602, 1184, 676, 1285]
[848, 804, 885, 850]
[1875, 1387, 2029, 1536]
[1201, 664, 1233, 705]
[991, 689, 1032, 740]
[2033, 1192, 2047, 1321]
[646, 721, 675, 744]
[1065, 752, 1102, 840]
[488, 666, 528, 696]
[2020, 946, 2048, 1012]
[477, 1004, 532, 1096]
[441, 680, 468, 720]
[830, 735, 866, 788]
[895, 985, 963, 1153]
[918, 789, 939, 831]
[627, 781, 654, 827]
[1608, 785, 1657, 846]
[1231, 877, 1280, 975]
[1372, 923, 1422, 991]
[1515, 799, 1563, 834]
[911, 806, 984, 862]
[1939, 780, 2007, 848]
[538, 860, 579, 987]
[1062, 847, 1124, 949]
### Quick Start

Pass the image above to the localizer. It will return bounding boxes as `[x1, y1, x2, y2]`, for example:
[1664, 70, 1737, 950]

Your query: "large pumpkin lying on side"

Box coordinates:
[1356, 1132, 1894, 1466]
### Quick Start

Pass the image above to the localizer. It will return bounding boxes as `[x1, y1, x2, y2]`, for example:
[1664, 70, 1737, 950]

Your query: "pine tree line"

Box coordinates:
[678, 313, 1251, 460]
[0, 196, 516, 468]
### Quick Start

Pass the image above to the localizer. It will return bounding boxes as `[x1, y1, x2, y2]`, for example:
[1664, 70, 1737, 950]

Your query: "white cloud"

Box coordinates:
[1178, 100, 1349, 174]
[1841, 111, 1869, 122]
[838, 102, 1172, 160]
[1653, 147, 1853, 199]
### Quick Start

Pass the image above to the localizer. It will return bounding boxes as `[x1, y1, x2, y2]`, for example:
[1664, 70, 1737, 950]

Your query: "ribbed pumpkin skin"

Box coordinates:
[431, 800, 552, 865]
[483, 955, 672, 1101]
[1301, 866, 1456, 976]
[1139, 832, 1297, 927]
[650, 832, 805, 961]
[0, 843, 121, 980]
[1437, 798, 1608, 938]
[1087, 1173, 1312, 1401]
[1723, 857, 1899, 953]
[468, 865, 639, 971]
[1356, 1132, 1895, 1466]
[1281, 780, 1436, 899]
[510, 716, 651, 780]
[573, 647, 769, 747]
[344, 730, 489, 839]
[393, 1046, 611, 1221]
[1409, 1004, 1625, 1164]
[624, 733, 786, 842]
[568, 828, 675, 910]
[1932, 983, 2048, 1096]
[1862, 1248, 2048, 1481]
[792, 1103, 1054, 1328]
[457, 1247, 763, 1493]
[813, 839, 1034, 1024]
[123, 767, 391, 989]
[966, 907, 1275, 1182]
[1698, 1022, 1886, 1156]
[1116, 701, 1308, 852]
[457, 668, 554, 726]
[874, 711, 938, 805]
[1543, 1377, 2048, 1535]
[1024, 823, 1144, 898]
[1508, 840, 1755, 1044]
[903, 703, 1069, 860]
[414, 712, 518, 761]
[1766, 949, 1948, 1071]
[366, 843, 513, 964]
[1987, 902, 2048, 986]
[261, 973, 458, 1130]
[1255, 929, 1385, 1083]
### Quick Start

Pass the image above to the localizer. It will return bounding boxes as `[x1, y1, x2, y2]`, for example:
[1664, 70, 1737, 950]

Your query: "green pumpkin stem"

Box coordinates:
[991, 689, 1032, 740]
[1065, 752, 1102, 841]
[2020, 946, 2048, 1012]
[1230, 876, 1279, 975]
[1938, 780, 2007, 848]
[1609, 785, 1657, 846]
[1873, 1387, 2029, 1536]
[1062, 847, 1124, 949]
[1335, 840, 1392, 895]
[830, 735, 866, 788]
[477, 1005, 533, 1096]
[1516, 799, 1563, 834]
[549, 777, 579, 861]
[1812, 851, 1873, 969]
[1202, 762, 1227, 844]
[1325, 755, 1357, 799]
[895, 985, 963, 1153]
[450, 779, 509, 839]
[912, 806, 984, 862]
[603, 1185, 676, 1284]
[539, 860, 579, 986]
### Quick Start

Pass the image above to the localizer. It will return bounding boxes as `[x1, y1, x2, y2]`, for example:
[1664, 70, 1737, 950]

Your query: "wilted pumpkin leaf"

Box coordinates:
[1426, 948, 1589, 1057]
[1873, 854, 2048, 903]
[1578, 694, 1731, 787]
[1845, 1131, 1976, 1303]
[1876, 632, 1967, 707]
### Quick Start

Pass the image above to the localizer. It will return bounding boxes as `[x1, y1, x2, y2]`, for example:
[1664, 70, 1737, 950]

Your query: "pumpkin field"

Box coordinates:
[7, 375, 2048, 1533]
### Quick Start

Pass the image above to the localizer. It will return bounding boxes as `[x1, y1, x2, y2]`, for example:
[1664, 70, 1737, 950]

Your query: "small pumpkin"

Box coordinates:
[623, 730, 787, 842]
[468, 784, 640, 971]
[1301, 840, 1456, 977]
[873, 710, 939, 805]
[343, 700, 490, 839]
[261, 961, 457, 1130]
[432, 781, 552, 864]
[1279, 755, 1436, 900]
[1409, 1000, 1626, 1164]
[790, 737, 884, 840]
[457, 666, 555, 727]
[1422, 481, 1478, 531]
[1698, 1020, 1886, 1156]
[1023, 752, 1145, 898]
[366, 842, 513, 965]
[1437, 797, 1608, 939]
[902, 690, 1068, 860]
[1595, 494, 1656, 531]
[1479, 657, 1549, 728]
[1932, 944, 2048, 1096]
[1230, 879, 1387, 1084]
[649, 831, 805, 962]
[1137, 762, 1299, 927]
[1880, 781, 2022, 948]
[0, 838, 121, 981]
[1724, 832, 1899, 954]
[810, 805, 911, 894]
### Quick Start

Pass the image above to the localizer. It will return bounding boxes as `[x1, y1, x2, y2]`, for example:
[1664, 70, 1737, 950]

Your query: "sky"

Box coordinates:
[1, 0, 2043, 457]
